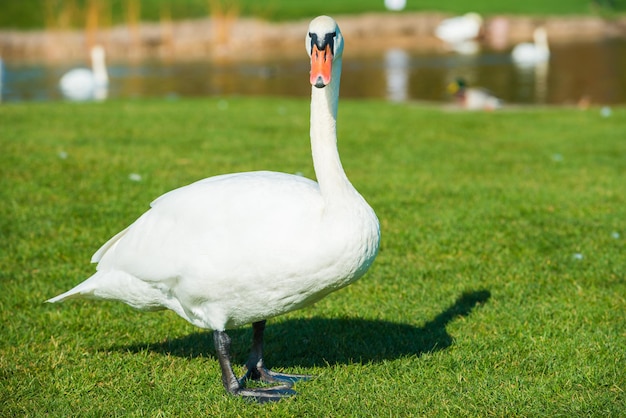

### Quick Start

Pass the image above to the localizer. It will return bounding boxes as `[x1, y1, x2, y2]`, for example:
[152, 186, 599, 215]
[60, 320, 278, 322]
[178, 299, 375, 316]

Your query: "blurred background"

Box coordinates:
[0, 0, 625, 105]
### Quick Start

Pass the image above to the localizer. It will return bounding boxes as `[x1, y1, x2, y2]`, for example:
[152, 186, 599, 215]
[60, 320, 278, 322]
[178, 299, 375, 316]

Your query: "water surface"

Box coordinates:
[2, 39, 625, 105]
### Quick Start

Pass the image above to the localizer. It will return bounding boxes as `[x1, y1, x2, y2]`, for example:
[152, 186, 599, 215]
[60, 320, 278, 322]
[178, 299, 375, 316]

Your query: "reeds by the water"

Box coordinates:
[43, 0, 110, 59]
[39, 0, 244, 61]
[208, 0, 240, 48]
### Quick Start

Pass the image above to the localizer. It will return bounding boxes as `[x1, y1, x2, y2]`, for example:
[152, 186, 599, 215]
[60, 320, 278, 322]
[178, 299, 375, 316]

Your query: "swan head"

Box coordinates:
[90, 45, 106, 63]
[306, 16, 343, 89]
[89, 45, 109, 86]
[533, 27, 549, 45]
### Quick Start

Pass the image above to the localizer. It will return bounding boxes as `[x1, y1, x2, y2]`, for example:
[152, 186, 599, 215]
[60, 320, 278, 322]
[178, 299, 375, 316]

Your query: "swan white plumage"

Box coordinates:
[59, 45, 109, 101]
[47, 16, 380, 402]
[435, 13, 483, 45]
[512, 27, 550, 66]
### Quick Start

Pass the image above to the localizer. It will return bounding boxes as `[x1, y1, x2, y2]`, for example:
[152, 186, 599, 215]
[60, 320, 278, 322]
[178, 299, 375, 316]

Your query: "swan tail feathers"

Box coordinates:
[46, 270, 171, 313]
[46, 275, 101, 303]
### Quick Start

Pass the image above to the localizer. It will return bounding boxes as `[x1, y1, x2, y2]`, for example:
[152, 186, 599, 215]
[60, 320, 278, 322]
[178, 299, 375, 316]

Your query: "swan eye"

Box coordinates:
[328, 32, 338, 54]
[307, 26, 340, 60]
[309, 32, 337, 52]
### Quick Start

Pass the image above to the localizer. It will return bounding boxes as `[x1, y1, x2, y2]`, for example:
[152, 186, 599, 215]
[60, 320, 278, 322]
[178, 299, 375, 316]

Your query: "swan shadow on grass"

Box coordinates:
[112, 290, 490, 367]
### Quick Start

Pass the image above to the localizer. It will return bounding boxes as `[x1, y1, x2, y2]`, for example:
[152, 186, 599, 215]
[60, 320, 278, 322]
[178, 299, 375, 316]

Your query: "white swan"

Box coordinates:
[59, 45, 109, 101]
[435, 13, 483, 45]
[512, 27, 550, 66]
[47, 16, 380, 402]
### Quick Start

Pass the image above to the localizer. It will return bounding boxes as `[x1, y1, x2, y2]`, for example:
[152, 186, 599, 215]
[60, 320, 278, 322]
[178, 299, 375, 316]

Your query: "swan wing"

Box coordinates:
[54, 171, 358, 327]
[95, 171, 323, 277]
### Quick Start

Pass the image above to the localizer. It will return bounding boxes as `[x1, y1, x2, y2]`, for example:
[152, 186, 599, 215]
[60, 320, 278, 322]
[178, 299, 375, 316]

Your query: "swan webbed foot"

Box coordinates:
[233, 385, 297, 404]
[241, 361, 312, 386]
[241, 320, 313, 387]
[213, 321, 310, 403]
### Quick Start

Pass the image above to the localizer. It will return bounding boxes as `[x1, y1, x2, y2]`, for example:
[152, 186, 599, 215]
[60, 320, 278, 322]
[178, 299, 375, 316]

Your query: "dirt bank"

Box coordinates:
[1, 12, 625, 62]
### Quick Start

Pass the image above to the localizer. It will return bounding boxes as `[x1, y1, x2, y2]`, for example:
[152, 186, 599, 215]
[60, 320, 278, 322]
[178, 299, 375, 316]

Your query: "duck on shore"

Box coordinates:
[448, 77, 502, 110]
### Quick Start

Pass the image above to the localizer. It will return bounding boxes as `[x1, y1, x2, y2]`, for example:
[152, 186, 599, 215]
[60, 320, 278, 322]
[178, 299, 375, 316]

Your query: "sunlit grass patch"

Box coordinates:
[1, 98, 624, 415]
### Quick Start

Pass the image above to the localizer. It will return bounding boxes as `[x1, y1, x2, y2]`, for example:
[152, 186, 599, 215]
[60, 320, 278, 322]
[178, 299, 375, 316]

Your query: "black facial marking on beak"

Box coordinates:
[309, 32, 336, 54]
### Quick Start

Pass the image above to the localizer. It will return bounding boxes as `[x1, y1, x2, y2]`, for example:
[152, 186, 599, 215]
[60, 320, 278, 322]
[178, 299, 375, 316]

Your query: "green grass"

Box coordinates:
[1, 0, 623, 29]
[1, 97, 625, 416]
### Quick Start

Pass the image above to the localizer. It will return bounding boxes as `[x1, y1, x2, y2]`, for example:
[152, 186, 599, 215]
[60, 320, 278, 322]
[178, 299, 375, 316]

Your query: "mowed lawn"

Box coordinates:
[1, 98, 624, 416]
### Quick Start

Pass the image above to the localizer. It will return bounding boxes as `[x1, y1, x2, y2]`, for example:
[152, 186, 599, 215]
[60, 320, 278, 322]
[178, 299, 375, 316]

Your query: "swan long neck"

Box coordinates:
[91, 48, 109, 85]
[534, 28, 549, 53]
[310, 58, 353, 200]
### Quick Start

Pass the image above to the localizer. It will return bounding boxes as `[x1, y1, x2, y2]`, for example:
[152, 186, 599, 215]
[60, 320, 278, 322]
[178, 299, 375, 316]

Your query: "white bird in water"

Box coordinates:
[512, 27, 550, 66]
[47, 16, 380, 403]
[435, 13, 483, 45]
[59, 45, 109, 101]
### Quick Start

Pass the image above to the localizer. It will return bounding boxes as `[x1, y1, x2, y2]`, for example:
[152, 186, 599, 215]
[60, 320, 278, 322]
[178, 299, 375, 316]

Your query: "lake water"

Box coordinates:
[2, 39, 625, 105]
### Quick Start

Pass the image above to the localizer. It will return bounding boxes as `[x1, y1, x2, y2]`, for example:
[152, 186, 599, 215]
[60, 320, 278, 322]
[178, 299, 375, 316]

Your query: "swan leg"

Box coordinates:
[213, 328, 295, 403]
[241, 320, 312, 386]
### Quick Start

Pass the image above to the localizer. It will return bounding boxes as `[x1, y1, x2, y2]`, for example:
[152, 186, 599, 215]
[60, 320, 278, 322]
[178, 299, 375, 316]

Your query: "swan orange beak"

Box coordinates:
[310, 43, 333, 88]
